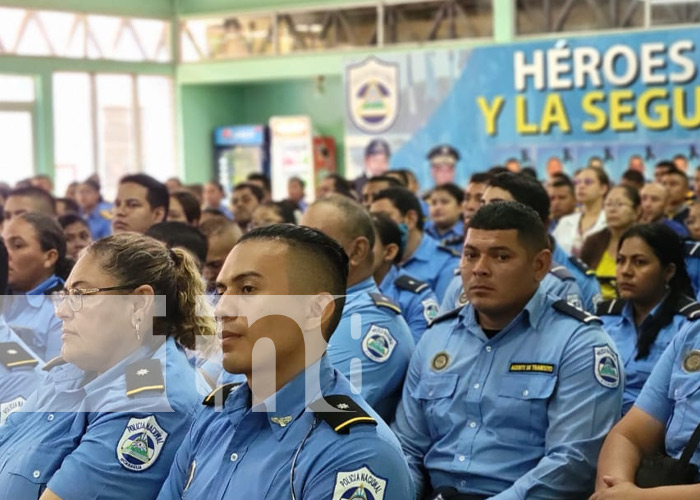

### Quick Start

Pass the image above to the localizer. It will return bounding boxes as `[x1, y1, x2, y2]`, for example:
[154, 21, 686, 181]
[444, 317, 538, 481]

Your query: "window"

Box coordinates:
[53, 73, 176, 199]
[0, 75, 36, 186]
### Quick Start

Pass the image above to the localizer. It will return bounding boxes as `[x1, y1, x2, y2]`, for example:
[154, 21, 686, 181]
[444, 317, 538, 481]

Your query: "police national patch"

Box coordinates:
[362, 325, 397, 363]
[117, 416, 168, 471]
[332, 466, 387, 500]
[594, 345, 620, 389]
[422, 298, 439, 323]
[0, 396, 25, 426]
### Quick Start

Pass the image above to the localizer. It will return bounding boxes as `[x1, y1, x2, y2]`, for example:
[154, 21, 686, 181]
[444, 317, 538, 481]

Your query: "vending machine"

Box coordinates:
[213, 125, 269, 194]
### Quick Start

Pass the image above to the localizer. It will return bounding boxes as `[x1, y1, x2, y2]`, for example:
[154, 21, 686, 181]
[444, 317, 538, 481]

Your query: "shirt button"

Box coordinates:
[485, 346, 492, 352]
[469, 421, 477, 428]
[47, 414, 54, 422]
[428, 391, 434, 397]
[461, 480, 467, 487]
[473, 383, 479, 389]
[230, 453, 238, 462]
[33, 470, 40, 478]
[458, 455, 466, 462]
[522, 389, 529, 397]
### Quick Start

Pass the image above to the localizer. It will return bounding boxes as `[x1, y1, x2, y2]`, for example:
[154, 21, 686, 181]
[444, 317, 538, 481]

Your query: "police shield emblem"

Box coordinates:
[594, 345, 620, 389]
[346, 57, 400, 134]
[333, 466, 387, 500]
[362, 325, 397, 364]
[117, 416, 168, 471]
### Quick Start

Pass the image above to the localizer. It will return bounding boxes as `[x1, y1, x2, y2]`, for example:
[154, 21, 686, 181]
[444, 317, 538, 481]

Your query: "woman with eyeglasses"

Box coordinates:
[580, 185, 641, 300]
[595, 223, 697, 416]
[2, 212, 71, 362]
[0, 233, 215, 500]
[553, 167, 610, 255]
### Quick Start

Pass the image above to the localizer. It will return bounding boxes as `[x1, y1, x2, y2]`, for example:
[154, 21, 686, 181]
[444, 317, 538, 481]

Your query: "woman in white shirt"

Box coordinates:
[553, 167, 609, 255]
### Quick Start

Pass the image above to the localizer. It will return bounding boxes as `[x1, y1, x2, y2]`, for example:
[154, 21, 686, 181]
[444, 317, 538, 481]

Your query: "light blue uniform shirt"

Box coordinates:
[685, 241, 700, 299]
[400, 234, 460, 302]
[5, 274, 64, 361]
[0, 337, 201, 500]
[552, 241, 602, 312]
[378, 265, 439, 343]
[328, 276, 414, 422]
[0, 316, 43, 418]
[439, 264, 584, 313]
[425, 220, 464, 252]
[599, 297, 700, 415]
[635, 320, 700, 472]
[83, 201, 113, 240]
[156, 355, 414, 500]
[392, 287, 623, 499]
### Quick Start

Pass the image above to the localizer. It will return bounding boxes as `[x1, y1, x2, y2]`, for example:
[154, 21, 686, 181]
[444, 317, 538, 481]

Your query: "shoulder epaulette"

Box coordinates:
[685, 241, 700, 258]
[202, 382, 241, 406]
[99, 209, 114, 220]
[595, 299, 625, 316]
[125, 358, 165, 398]
[568, 255, 595, 276]
[394, 274, 429, 294]
[549, 265, 575, 281]
[453, 266, 460, 276]
[0, 342, 39, 370]
[369, 292, 401, 314]
[43, 283, 64, 296]
[553, 299, 602, 324]
[676, 297, 700, 320]
[309, 395, 377, 434]
[428, 306, 463, 327]
[42, 355, 67, 371]
[442, 235, 464, 247]
[438, 244, 461, 258]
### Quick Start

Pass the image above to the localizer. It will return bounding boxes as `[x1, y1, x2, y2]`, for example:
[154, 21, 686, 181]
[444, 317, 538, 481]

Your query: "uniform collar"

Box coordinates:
[23, 274, 63, 308]
[463, 286, 545, 340]
[347, 276, 377, 295]
[379, 265, 400, 290]
[405, 234, 433, 264]
[619, 294, 668, 328]
[425, 220, 463, 240]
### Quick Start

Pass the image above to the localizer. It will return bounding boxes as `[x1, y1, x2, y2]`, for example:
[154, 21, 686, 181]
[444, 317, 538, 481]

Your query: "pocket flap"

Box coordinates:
[498, 373, 557, 400]
[414, 374, 459, 400]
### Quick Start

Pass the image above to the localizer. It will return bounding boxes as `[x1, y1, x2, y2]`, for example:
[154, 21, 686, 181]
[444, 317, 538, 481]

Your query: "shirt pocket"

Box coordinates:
[4, 446, 68, 499]
[667, 373, 700, 449]
[494, 373, 557, 445]
[413, 373, 459, 439]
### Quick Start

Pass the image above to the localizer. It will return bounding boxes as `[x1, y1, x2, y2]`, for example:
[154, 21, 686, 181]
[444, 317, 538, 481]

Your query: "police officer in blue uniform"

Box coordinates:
[393, 202, 623, 499]
[0, 234, 211, 499]
[685, 240, 700, 299]
[301, 196, 414, 421]
[596, 223, 700, 416]
[428, 144, 460, 187]
[424, 183, 465, 252]
[485, 172, 602, 311]
[372, 213, 439, 342]
[371, 187, 460, 301]
[0, 240, 43, 419]
[593, 318, 700, 498]
[77, 179, 112, 240]
[157, 224, 413, 500]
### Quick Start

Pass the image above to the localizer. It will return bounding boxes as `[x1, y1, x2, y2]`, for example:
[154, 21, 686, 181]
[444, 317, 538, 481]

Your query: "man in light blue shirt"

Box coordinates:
[392, 202, 622, 499]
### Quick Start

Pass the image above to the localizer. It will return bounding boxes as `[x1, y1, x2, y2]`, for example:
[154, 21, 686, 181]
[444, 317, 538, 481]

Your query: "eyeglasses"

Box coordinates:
[52, 285, 136, 312]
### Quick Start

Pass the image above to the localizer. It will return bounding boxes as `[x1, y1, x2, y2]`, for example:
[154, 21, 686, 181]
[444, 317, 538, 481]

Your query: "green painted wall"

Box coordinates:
[176, 0, 364, 17]
[0, 0, 173, 18]
[180, 75, 345, 183]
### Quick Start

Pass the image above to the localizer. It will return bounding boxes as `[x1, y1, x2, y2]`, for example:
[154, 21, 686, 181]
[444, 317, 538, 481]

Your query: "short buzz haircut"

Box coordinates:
[119, 174, 169, 216]
[289, 176, 305, 190]
[468, 201, 548, 254]
[621, 169, 645, 186]
[233, 182, 265, 202]
[664, 165, 689, 185]
[238, 224, 349, 339]
[311, 194, 376, 248]
[551, 175, 574, 194]
[324, 174, 353, 198]
[385, 170, 409, 187]
[487, 172, 550, 223]
[431, 183, 464, 204]
[171, 190, 202, 225]
[469, 172, 490, 184]
[7, 186, 56, 216]
[367, 175, 401, 187]
[247, 173, 272, 193]
[372, 187, 425, 230]
[146, 222, 208, 267]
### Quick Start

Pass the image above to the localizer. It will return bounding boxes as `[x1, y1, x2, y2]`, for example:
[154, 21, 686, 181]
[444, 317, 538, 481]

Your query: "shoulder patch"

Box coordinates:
[0, 396, 26, 426]
[568, 255, 595, 276]
[332, 466, 387, 500]
[549, 265, 574, 281]
[685, 241, 700, 258]
[117, 415, 168, 471]
[552, 299, 602, 324]
[368, 292, 401, 314]
[394, 274, 429, 294]
[126, 359, 165, 397]
[42, 355, 67, 371]
[438, 244, 461, 258]
[362, 325, 397, 363]
[594, 345, 620, 388]
[202, 382, 241, 406]
[309, 395, 377, 434]
[595, 299, 625, 316]
[428, 306, 463, 327]
[676, 298, 700, 320]
[0, 342, 39, 370]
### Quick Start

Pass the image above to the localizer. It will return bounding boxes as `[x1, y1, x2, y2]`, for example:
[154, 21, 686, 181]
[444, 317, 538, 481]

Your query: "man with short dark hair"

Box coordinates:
[317, 174, 353, 199]
[620, 169, 645, 191]
[301, 195, 414, 420]
[425, 183, 464, 248]
[246, 172, 272, 203]
[200, 217, 241, 294]
[639, 182, 688, 237]
[662, 166, 691, 224]
[30, 174, 53, 194]
[462, 173, 489, 228]
[112, 174, 168, 234]
[361, 175, 400, 208]
[354, 139, 392, 196]
[231, 182, 264, 233]
[157, 224, 413, 500]
[3, 186, 56, 222]
[654, 160, 675, 184]
[428, 144, 460, 186]
[393, 202, 622, 500]
[370, 187, 460, 301]
[202, 180, 233, 220]
[547, 175, 576, 232]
